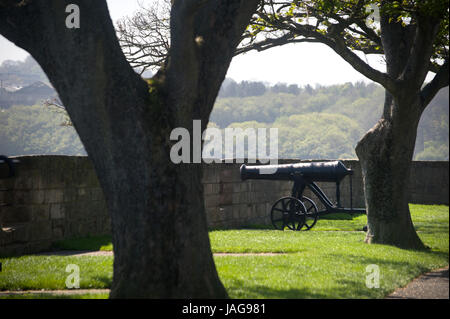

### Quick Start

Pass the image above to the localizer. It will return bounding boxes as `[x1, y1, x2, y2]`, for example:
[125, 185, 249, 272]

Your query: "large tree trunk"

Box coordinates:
[0, 0, 259, 298]
[352, 11, 446, 250]
[356, 93, 425, 249]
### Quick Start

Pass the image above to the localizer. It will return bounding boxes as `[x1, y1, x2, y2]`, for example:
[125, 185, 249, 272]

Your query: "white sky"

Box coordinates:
[0, 0, 391, 86]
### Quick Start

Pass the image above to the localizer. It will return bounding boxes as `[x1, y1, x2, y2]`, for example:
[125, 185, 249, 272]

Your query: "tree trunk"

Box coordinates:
[107, 159, 227, 298]
[0, 0, 259, 298]
[356, 93, 425, 250]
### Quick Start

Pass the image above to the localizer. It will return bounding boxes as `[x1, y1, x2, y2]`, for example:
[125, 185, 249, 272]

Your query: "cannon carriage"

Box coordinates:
[240, 161, 366, 231]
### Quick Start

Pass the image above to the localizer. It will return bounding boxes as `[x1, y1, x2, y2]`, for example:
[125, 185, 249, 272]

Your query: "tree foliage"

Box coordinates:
[0, 55, 49, 87]
[210, 82, 448, 160]
[0, 104, 85, 156]
[241, 0, 448, 68]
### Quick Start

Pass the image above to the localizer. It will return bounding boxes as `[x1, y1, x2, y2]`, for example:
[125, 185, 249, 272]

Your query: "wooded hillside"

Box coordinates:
[0, 78, 448, 160]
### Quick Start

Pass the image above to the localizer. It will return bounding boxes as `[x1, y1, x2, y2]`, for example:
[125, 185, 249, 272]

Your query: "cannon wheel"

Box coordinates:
[270, 196, 306, 231]
[299, 196, 319, 230]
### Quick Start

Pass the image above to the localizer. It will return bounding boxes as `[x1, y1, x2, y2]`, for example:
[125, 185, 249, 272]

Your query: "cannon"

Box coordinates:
[240, 161, 366, 231]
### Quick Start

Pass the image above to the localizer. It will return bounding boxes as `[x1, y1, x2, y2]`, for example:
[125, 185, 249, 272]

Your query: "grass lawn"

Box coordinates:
[0, 292, 109, 299]
[0, 204, 448, 299]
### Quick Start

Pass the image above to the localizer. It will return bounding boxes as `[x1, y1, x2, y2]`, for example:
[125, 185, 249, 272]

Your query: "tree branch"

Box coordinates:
[420, 59, 449, 108]
[329, 34, 398, 93]
[0, 0, 150, 176]
[402, 16, 442, 91]
[166, 0, 260, 126]
[236, 32, 321, 55]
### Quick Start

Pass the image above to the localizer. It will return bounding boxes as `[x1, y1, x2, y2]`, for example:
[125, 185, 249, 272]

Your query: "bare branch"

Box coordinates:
[115, 0, 171, 73]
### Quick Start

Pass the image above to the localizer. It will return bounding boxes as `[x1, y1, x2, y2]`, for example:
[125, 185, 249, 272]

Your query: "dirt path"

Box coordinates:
[0, 289, 110, 296]
[386, 266, 449, 299]
[37, 250, 113, 257]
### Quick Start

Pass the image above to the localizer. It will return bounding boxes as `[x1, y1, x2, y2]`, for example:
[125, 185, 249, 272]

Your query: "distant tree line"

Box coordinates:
[0, 56, 49, 88]
[0, 81, 447, 161]
[218, 79, 307, 98]
[210, 81, 448, 160]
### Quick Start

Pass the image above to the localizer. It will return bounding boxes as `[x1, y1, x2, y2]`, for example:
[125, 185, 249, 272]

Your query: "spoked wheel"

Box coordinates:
[299, 196, 319, 230]
[271, 196, 307, 231]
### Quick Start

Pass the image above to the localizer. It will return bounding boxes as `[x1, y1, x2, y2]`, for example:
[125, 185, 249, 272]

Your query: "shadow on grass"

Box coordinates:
[328, 250, 448, 276]
[319, 213, 364, 220]
[91, 275, 112, 288]
[414, 223, 449, 233]
[226, 278, 377, 299]
[53, 235, 113, 251]
[226, 278, 328, 299]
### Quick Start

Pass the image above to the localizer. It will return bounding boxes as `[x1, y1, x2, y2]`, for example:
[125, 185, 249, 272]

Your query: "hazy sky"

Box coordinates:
[0, 0, 388, 86]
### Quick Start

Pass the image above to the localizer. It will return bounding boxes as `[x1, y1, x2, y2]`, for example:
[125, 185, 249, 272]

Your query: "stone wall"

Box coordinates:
[0, 156, 448, 256]
[202, 159, 366, 228]
[0, 156, 109, 256]
[202, 162, 293, 228]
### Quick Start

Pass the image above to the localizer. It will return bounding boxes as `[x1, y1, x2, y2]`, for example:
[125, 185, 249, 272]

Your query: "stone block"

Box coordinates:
[2, 206, 31, 223]
[96, 216, 111, 234]
[218, 205, 233, 221]
[0, 190, 13, 206]
[241, 204, 254, 219]
[63, 188, 78, 203]
[52, 226, 64, 240]
[0, 178, 14, 192]
[237, 192, 250, 204]
[232, 192, 240, 204]
[45, 189, 64, 204]
[13, 190, 32, 205]
[232, 205, 240, 219]
[0, 230, 15, 248]
[12, 224, 31, 244]
[0, 162, 15, 180]
[50, 203, 65, 219]
[13, 175, 34, 190]
[27, 240, 53, 254]
[220, 183, 234, 194]
[77, 188, 90, 201]
[43, 168, 67, 189]
[219, 168, 233, 183]
[30, 222, 52, 241]
[257, 203, 267, 218]
[72, 169, 90, 188]
[204, 194, 220, 208]
[85, 170, 101, 188]
[88, 200, 108, 217]
[202, 167, 219, 184]
[32, 204, 50, 221]
[31, 190, 46, 205]
[205, 207, 219, 224]
[232, 183, 242, 193]
[204, 183, 220, 195]
[219, 167, 240, 183]
[219, 192, 233, 205]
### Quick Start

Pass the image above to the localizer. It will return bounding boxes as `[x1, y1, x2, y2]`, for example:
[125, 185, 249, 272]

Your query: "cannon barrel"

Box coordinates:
[240, 161, 353, 183]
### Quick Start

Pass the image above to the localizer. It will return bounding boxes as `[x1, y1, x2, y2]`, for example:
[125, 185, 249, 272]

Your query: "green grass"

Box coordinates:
[214, 234, 447, 298]
[0, 293, 109, 299]
[0, 204, 448, 299]
[0, 256, 112, 291]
